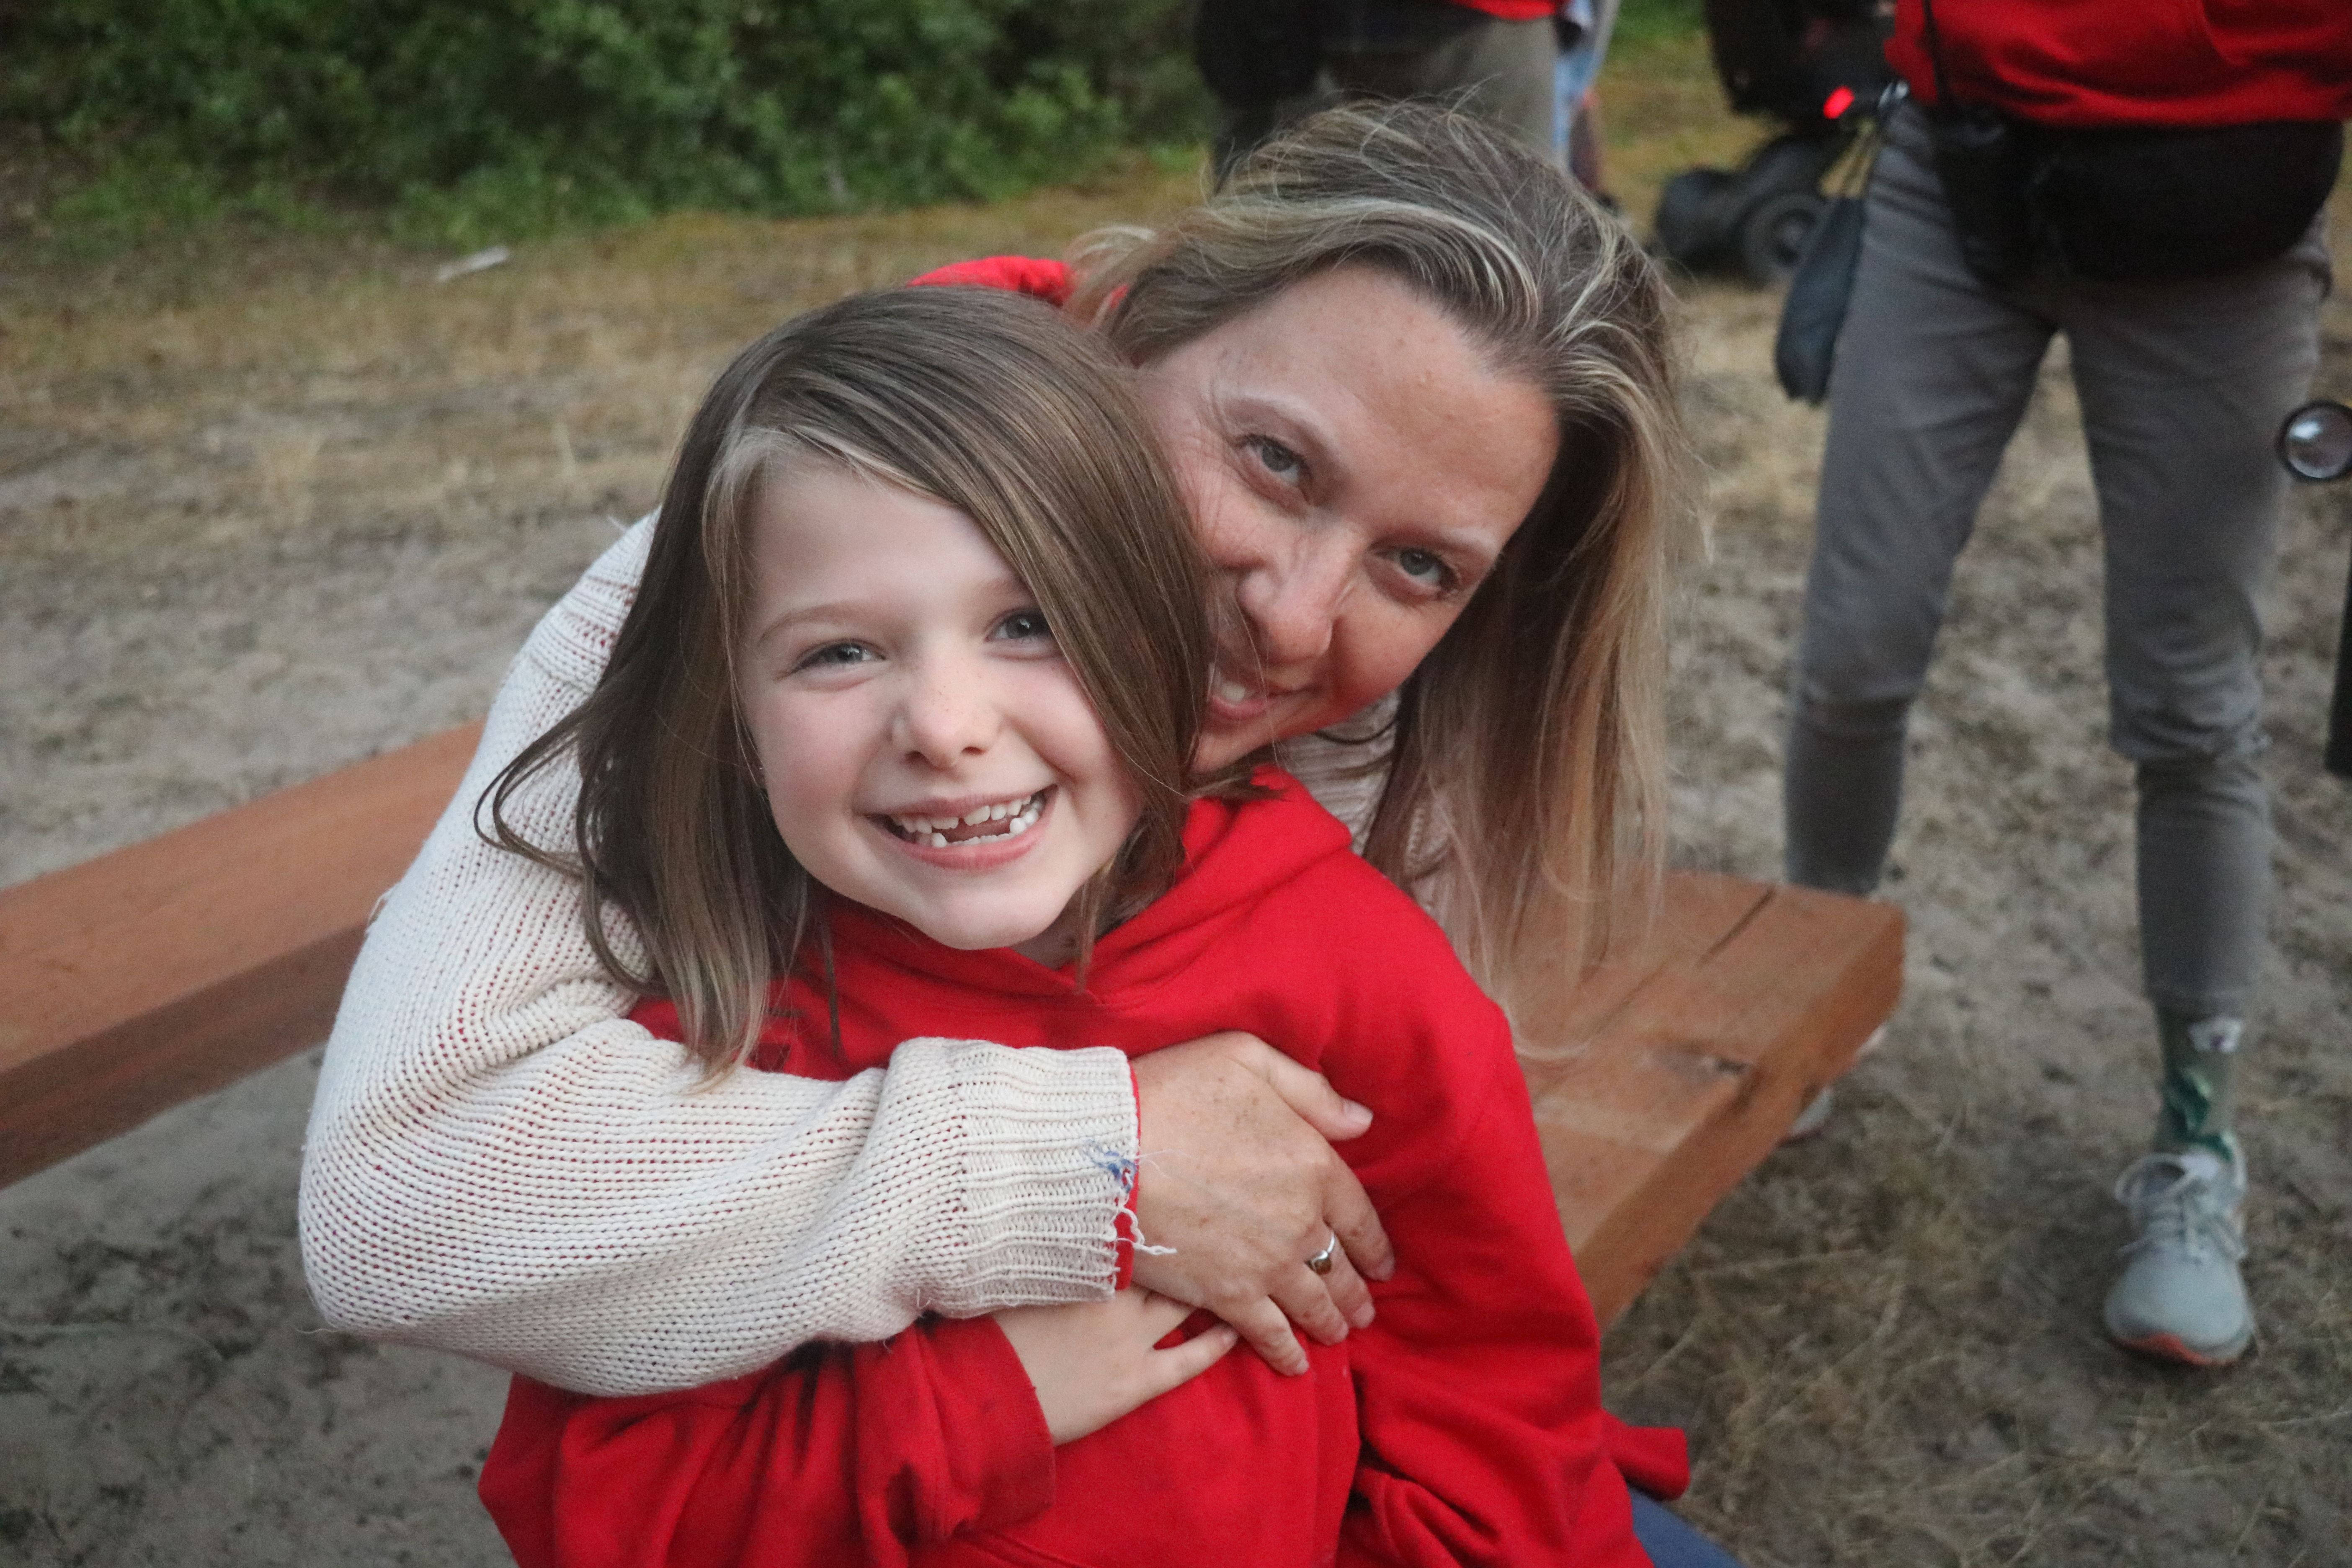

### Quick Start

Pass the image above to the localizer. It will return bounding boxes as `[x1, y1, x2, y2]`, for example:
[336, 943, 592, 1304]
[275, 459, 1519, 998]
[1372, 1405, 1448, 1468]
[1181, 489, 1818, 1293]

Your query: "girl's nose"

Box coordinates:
[1230, 537, 1351, 671]
[892, 657, 1001, 767]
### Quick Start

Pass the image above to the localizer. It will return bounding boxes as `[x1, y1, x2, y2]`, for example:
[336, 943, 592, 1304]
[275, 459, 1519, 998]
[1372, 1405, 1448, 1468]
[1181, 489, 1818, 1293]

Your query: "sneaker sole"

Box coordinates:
[1780, 1086, 1835, 1143]
[2110, 1327, 2251, 1369]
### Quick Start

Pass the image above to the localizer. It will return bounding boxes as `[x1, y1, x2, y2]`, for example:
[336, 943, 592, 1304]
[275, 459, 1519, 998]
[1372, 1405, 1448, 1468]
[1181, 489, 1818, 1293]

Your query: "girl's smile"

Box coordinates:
[737, 463, 1141, 963]
[877, 786, 1048, 844]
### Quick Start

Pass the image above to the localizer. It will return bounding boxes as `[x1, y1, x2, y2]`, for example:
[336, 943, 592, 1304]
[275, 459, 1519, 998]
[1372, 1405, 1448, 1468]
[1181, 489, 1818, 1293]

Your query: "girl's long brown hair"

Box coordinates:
[482, 288, 1216, 1070]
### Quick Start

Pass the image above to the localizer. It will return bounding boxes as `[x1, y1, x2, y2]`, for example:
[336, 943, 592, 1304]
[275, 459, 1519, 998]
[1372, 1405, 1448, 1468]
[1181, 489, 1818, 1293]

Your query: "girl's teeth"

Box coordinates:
[1216, 679, 1254, 704]
[891, 791, 1042, 842]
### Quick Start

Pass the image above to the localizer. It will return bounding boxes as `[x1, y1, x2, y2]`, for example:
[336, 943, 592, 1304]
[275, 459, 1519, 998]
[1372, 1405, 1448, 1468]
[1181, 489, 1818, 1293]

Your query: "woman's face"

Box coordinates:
[1136, 266, 1558, 771]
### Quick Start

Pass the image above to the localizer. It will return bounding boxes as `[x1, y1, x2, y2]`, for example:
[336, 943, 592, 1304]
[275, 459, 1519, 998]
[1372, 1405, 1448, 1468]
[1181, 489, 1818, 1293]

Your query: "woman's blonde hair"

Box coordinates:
[484, 287, 1215, 1069]
[1071, 101, 1687, 1021]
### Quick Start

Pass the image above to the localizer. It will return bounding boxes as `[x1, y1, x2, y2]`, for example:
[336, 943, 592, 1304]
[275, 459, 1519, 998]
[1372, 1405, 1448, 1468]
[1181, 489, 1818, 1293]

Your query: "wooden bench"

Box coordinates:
[0, 725, 1902, 1319]
[1515, 876, 1901, 1326]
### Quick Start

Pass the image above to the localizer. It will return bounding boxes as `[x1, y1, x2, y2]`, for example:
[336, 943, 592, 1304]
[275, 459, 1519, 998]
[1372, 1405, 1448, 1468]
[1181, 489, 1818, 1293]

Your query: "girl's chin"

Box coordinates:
[903, 904, 1077, 954]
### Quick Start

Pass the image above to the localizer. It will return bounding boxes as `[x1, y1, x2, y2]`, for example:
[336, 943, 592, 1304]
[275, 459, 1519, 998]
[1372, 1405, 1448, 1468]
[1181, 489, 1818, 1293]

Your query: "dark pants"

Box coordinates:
[1631, 1493, 1746, 1568]
[1212, 0, 1559, 179]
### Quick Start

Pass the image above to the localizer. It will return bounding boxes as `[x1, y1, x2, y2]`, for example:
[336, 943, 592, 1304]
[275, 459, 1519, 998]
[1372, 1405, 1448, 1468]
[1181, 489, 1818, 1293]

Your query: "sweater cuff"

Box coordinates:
[931, 1041, 1140, 1317]
[926, 1316, 1057, 1531]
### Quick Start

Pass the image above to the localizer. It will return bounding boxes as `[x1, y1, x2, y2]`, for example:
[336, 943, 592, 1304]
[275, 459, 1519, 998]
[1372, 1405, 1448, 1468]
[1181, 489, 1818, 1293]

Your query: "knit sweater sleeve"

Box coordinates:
[297, 519, 1139, 1398]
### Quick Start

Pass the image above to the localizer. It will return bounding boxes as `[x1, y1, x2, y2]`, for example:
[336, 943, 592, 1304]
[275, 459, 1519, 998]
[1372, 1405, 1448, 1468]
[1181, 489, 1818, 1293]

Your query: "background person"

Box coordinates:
[1556, 0, 1621, 201]
[1196, 0, 1564, 180]
[1780, 0, 2349, 1365]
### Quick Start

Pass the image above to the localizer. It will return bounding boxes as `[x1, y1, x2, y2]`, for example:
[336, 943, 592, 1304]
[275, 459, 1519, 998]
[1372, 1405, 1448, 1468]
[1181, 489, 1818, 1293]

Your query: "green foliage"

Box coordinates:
[2, 0, 1209, 245]
[1610, 0, 1708, 52]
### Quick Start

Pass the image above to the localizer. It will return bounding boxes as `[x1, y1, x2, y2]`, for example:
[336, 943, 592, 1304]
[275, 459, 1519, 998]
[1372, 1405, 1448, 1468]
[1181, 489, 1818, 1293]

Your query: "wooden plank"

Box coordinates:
[0, 723, 480, 1186]
[1526, 873, 1905, 1327]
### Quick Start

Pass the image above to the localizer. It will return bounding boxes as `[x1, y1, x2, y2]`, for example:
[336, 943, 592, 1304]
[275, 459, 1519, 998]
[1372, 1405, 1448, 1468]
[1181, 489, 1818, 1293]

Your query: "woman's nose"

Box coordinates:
[1231, 539, 1351, 670]
[892, 658, 1001, 767]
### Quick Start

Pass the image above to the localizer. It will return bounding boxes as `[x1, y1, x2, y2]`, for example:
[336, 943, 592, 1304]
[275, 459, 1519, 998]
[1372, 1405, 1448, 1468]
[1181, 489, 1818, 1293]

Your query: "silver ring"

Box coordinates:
[1305, 1233, 1339, 1276]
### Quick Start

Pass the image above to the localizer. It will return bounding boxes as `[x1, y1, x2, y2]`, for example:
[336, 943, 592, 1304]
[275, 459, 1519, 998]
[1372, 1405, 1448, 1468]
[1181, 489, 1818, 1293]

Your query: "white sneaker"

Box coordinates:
[1779, 1026, 1885, 1145]
[2102, 1148, 2254, 1367]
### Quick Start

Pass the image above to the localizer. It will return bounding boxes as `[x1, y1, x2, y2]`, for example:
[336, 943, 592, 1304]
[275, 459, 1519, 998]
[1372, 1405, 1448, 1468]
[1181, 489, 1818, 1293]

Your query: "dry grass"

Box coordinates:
[0, 162, 1206, 578]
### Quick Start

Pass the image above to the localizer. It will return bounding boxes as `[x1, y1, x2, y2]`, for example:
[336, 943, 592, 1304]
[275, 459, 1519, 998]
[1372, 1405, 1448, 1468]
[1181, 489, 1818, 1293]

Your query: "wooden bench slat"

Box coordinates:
[1523, 875, 1906, 1325]
[0, 723, 480, 1185]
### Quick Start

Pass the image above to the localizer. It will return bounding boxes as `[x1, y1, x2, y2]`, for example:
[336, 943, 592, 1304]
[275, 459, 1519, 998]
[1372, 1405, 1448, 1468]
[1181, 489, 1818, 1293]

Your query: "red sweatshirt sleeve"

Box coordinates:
[1326, 1021, 1658, 1568]
[480, 1315, 1054, 1568]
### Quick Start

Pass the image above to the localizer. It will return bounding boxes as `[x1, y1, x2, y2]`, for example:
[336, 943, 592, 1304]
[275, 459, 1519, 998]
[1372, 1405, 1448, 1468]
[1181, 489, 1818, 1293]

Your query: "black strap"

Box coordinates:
[1917, 0, 1959, 110]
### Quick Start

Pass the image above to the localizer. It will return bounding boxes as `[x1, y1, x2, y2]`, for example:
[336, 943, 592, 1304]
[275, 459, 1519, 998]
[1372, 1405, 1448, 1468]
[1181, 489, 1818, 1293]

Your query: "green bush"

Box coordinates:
[1, 0, 1208, 244]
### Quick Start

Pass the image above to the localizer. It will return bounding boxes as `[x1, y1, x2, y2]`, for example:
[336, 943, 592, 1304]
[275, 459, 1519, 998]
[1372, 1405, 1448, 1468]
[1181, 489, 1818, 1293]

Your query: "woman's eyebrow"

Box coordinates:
[1422, 526, 1501, 566]
[1217, 387, 1338, 460]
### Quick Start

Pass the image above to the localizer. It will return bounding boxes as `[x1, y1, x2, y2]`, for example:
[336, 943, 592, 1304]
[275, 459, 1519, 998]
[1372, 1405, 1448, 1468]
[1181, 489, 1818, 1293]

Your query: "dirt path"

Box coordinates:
[3, 176, 2347, 1566]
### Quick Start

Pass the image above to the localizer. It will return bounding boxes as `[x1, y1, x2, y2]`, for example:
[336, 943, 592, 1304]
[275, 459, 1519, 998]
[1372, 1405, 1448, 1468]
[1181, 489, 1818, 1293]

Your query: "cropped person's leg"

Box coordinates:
[2061, 219, 2329, 1365]
[1785, 108, 2054, 895]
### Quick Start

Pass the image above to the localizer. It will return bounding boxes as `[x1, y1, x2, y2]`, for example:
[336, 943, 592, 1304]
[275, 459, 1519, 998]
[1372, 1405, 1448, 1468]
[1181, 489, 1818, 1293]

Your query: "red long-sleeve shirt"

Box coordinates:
[480, 770, 1684, 1567]
[1890, 0, 2352, 128]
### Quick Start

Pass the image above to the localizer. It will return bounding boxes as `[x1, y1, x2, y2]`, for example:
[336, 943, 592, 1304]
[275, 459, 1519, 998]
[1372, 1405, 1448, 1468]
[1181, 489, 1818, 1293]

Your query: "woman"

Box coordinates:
[302, 101, 1679, 1418]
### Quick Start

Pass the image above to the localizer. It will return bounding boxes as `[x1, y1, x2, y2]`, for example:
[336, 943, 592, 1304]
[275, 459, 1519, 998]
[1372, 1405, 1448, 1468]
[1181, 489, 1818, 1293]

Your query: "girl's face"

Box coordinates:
[737, 462, 1141, 963]
[1137, 266, 1559, 770]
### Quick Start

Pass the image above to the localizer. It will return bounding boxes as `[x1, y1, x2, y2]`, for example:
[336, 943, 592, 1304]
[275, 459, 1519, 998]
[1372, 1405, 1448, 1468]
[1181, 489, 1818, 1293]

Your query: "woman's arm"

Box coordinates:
[298, 521, 1389, 1396]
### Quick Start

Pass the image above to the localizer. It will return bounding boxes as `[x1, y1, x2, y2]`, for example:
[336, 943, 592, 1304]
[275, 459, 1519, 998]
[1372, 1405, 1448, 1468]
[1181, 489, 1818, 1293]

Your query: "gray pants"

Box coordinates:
[1784, 105, 2330, 1021]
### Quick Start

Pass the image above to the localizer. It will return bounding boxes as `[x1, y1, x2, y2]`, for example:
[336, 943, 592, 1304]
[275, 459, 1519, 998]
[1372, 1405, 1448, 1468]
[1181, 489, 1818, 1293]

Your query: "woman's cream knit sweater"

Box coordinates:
[297, 520, 1390, 1398]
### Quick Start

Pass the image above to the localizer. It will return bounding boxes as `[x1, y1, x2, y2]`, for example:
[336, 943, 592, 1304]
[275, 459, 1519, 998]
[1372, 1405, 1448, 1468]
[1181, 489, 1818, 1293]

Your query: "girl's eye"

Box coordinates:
[1245, 435, 1307, 485]
[793, 641, 875, 673]
[1391, 548, 1457, 592]
[993, 609, 1054, 644]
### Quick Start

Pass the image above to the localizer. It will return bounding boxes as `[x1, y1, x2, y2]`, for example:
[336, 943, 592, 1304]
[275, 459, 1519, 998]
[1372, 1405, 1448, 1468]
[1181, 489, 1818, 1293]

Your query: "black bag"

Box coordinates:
[2035, 120, 2343, 283]
[1924, 106, 2038, 285]
[1774, 193, 1868, 403]
[1915, 0, 2342, 286]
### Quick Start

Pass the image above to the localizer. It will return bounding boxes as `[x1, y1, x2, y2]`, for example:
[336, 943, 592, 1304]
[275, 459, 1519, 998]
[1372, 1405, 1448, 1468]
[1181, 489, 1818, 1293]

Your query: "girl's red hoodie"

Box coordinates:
[480, 770, 1686, 1568]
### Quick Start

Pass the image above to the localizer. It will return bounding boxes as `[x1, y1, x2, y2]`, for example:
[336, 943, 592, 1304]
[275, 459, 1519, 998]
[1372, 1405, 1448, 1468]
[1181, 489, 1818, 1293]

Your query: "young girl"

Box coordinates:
[473, 285, 1678, 1567]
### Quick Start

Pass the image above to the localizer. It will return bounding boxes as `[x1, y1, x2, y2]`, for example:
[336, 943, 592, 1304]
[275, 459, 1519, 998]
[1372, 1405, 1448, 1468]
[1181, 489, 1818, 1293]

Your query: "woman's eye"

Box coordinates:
[793, 641, 874, 673]
[1392, 548, 1455, 591]
[993, 609, 1054, 644]
[1245, 435, 1307, 484]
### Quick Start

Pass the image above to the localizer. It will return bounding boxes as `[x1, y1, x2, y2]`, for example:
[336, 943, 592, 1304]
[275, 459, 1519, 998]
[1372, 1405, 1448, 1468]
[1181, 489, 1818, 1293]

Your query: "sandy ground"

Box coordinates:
[3, 165, 2348, 1565]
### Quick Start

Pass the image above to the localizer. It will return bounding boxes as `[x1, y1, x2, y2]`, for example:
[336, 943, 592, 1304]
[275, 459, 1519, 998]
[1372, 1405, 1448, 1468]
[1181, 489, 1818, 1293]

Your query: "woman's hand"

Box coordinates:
[993, 1291, 1238, 1445]
[1127, 1032, 1395, 1377]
